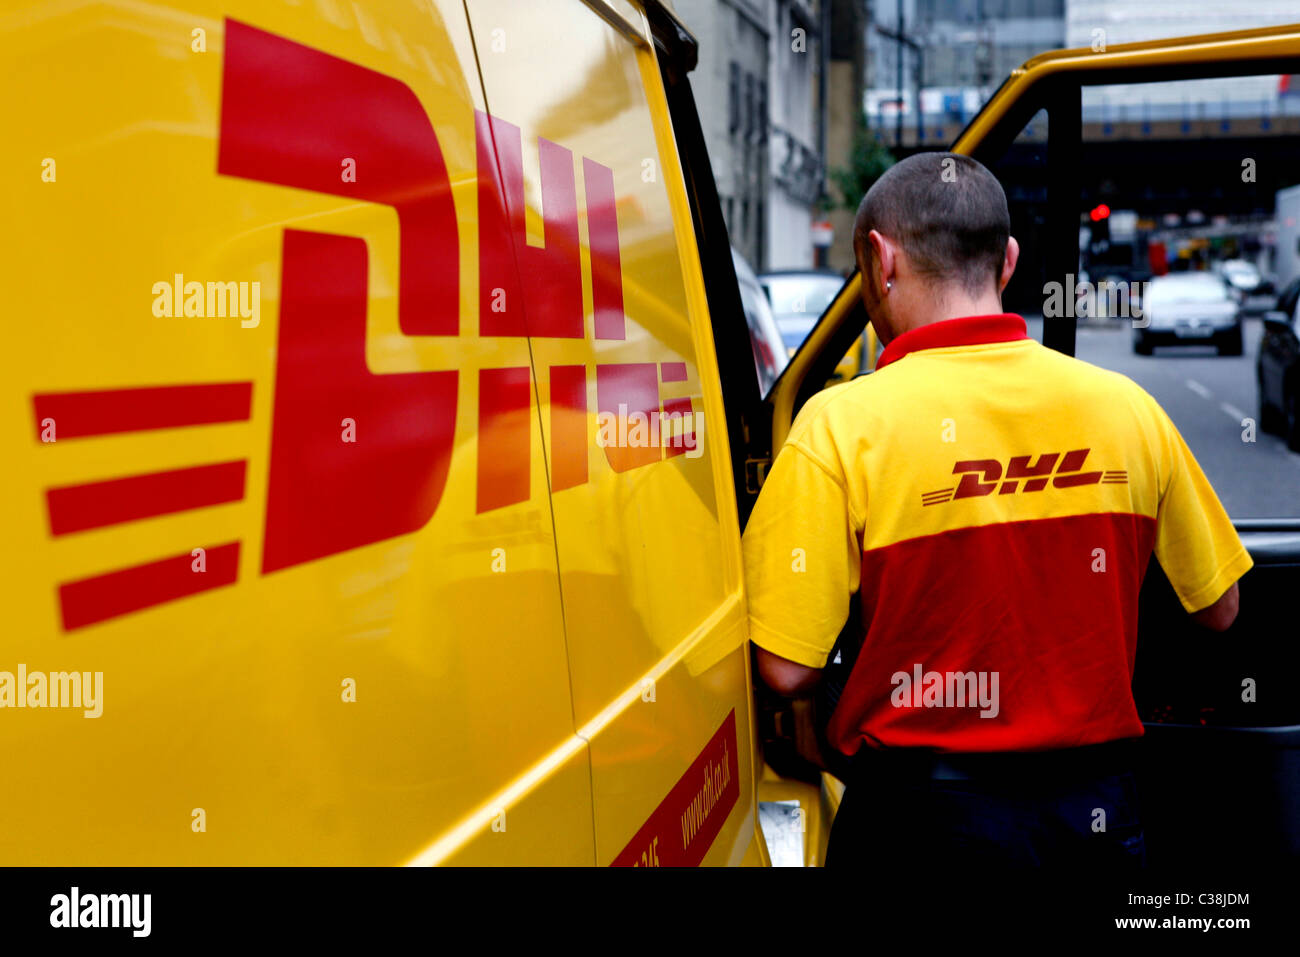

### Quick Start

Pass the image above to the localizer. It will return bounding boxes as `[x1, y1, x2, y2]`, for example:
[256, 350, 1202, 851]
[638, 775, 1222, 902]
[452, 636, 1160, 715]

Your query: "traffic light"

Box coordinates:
[1089, 204, 1111, 244]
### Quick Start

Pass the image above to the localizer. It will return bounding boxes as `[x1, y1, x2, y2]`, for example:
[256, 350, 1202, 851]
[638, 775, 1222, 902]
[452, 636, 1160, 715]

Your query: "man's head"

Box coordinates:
[853, 152, 1019, 344]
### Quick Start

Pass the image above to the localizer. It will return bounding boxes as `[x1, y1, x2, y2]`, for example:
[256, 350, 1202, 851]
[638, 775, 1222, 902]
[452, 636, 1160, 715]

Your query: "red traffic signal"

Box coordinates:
[1089, 204, 1111, 222]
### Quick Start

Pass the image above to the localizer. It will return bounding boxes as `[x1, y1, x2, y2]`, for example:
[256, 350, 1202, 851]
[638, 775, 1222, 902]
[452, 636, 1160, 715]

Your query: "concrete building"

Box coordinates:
[865, 0, 1065, 149]
[766, 0, 829, 269]
[673, 0, 774, 269]
[1067, 0, 1300, 125]
[824, 0, 869, 271]
[863, 1, 1300, 151]
[1065, 0, 1300, 47]
[672, 0, 832, 270]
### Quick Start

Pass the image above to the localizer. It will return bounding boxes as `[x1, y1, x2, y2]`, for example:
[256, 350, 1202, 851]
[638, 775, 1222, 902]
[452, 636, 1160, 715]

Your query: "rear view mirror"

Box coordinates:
[1263, 310, 1291, 330]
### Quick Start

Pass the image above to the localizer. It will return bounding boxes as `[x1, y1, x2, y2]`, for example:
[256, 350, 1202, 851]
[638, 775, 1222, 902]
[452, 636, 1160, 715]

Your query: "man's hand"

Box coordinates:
[755, 645, 822, 696]
[1192, 581, 1239, 632]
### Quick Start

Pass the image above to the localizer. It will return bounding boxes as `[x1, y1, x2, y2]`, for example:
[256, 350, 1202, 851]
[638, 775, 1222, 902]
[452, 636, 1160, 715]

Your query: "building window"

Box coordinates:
[728, 61, 741, 135]
[745, 72, 756, 139]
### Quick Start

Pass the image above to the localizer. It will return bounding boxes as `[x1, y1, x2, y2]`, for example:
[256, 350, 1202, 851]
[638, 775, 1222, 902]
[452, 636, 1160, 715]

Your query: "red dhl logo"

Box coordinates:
[921, 449, 1128, 506]
[30, 21, 698, 631]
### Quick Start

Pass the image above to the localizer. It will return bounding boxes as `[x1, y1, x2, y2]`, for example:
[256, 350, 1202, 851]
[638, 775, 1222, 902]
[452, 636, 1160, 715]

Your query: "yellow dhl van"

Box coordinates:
[5, 1, 1300, 865]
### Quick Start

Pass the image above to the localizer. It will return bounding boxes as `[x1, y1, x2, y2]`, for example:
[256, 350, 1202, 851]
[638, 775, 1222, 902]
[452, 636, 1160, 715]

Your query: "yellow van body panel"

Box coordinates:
[2, 0, 758, 865]
[463, 0, 756, 867]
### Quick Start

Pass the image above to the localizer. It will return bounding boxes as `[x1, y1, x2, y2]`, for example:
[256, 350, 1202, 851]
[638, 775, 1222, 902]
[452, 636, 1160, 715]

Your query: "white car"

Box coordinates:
[1133, 272, 1243, 356]
[1219, 259, 1264, 294]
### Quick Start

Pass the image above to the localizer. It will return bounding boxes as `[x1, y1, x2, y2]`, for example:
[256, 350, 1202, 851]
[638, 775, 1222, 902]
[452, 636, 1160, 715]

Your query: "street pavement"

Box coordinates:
[1023, 315, 1300, 519]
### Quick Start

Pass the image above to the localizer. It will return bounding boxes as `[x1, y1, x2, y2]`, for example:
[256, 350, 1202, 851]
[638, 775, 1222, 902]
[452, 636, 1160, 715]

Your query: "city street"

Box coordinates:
[1024, 316, 1300, 518]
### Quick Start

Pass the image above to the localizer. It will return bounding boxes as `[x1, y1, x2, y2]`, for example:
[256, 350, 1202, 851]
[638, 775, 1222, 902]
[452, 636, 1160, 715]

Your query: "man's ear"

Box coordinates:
[868, 229, 896, 291]
[998, 236, 1020, 293]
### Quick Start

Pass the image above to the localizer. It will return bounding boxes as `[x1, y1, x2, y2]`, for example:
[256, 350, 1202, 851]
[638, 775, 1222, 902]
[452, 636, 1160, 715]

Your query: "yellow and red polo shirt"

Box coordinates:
[742, 313, 1252, 755]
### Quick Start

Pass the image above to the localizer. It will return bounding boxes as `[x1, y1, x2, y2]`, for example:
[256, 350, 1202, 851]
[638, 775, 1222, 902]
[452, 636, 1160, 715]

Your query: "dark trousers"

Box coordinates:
[826, 743, 1146, 869]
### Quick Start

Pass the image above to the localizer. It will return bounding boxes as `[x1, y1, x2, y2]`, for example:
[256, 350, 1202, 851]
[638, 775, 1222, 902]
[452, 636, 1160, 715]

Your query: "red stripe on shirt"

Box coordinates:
[828, 511, 1155, 754]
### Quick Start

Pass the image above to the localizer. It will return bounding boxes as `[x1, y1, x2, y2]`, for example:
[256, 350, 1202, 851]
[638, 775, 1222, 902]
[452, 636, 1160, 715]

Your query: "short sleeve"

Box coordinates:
[741, 442, 861, 669]
[1149, 404, 1253, 613]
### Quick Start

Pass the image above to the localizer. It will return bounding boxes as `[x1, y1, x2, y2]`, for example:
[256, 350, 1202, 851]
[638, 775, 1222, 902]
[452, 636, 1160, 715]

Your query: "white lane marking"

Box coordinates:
[1185, 378, 1213, 400]
[1221, 402, 1246, 421]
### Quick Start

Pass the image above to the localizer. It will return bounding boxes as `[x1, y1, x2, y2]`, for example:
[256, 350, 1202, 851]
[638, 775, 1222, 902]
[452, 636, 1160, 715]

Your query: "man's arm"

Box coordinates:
[741, 429, 861, 696]
[1144, 391, 1253, 630]
[1191, 580, 1239, 632]
[755, 646, 822, 696]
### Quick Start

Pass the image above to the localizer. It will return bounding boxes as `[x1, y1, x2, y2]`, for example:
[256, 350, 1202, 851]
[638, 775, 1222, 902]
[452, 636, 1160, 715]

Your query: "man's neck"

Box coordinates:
[897, 289, 1006, 336]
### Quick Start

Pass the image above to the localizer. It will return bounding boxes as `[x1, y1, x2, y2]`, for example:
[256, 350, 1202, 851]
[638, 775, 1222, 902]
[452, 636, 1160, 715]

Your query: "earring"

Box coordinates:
[886, 280, 893, 291]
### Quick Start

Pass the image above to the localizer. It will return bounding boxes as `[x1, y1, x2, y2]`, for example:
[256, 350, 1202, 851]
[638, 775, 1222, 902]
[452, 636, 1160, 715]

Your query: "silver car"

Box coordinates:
[1133, 272, 1243, 356]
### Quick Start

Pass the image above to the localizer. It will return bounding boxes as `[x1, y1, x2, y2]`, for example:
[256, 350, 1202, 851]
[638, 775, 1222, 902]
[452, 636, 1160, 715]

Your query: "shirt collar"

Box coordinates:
[875, 314, 1029, 370]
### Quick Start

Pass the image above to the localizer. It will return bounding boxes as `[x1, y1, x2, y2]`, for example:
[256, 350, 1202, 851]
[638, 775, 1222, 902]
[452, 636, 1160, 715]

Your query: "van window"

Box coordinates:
[1070, 76, 1298, 519]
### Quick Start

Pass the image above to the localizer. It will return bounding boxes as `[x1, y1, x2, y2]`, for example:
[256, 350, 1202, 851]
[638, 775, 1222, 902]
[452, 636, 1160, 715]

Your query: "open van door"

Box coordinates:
[759, 24, 1300, 867]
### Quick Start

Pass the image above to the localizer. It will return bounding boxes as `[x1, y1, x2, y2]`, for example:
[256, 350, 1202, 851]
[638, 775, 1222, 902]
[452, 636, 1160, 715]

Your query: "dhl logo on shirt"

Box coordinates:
[921, 448, 1128, 506]
[30, 20, 697, 632]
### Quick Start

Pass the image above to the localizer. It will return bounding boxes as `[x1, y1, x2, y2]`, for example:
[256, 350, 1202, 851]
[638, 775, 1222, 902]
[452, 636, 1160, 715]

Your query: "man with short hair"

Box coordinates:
[741, 152, 1250, 866]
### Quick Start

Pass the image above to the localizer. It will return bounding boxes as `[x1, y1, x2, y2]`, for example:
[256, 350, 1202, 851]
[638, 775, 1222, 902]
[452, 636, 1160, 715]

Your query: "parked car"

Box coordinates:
[1133, 272, 1243, 355]
[1218, 258, 1268, 295]
[758, 270, 845, 353]
[1258, 276, 1300, 451]
[759, 269, 864, 381]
